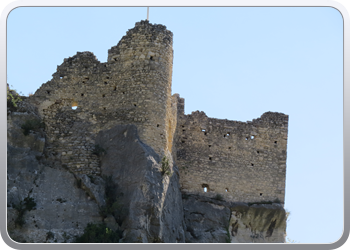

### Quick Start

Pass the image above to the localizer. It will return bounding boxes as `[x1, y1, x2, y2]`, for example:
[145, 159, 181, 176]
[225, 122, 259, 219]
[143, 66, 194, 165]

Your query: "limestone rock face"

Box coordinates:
[183, 195, 286, 243]
[7, 100, 286, 244]
[229, 203, 286, 243]
[95, 124, 186, 243]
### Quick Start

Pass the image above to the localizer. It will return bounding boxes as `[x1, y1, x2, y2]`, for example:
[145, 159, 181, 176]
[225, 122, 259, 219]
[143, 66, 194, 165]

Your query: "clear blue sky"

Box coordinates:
[7, 7, 344, 244]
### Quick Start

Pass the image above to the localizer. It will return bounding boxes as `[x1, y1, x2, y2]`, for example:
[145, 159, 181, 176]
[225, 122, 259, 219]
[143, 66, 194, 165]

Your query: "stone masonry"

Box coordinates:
[27, 20, 289, 204]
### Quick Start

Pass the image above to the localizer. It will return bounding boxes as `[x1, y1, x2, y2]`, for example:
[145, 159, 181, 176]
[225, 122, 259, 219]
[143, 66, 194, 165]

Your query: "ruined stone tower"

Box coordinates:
[27, 20, 288, 204]
[29, 20, 176, 174]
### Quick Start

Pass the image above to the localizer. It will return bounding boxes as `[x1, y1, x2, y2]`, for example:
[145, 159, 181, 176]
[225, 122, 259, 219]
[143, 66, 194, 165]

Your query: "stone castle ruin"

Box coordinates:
[27, 20, 288, 204]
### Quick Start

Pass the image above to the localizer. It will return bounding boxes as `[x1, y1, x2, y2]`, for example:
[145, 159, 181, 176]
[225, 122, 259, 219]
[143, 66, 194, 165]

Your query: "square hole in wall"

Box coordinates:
[260, 193, 263, 196]
[251, 135, 255, 139]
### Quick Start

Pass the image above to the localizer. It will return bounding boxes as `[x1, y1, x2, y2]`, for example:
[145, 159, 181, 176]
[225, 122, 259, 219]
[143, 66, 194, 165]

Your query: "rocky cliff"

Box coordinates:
[7, 100, 286, 243]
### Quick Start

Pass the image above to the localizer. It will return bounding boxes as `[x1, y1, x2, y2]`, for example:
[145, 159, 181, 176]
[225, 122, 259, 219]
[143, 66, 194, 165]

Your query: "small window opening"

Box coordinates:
[150, 56, 153, 60]
[71, 101, 78, 110]
[274, 141, 277, 144]
[182, 126, 185, 128]
[106, 76, 110, 79]
[47, 91, 51, 94]
[245, 137, 248, 140]
[209, 157, 212, 161]
[114, 87, 116, 91]
[157, 124, 160, 127]
[208, 145, 211, 148]
[59, 76, 63, 79]
[202, 129, 206, 132]
[204, 132, 207, 136]
[82, 81, 86, 83]
[226, 133, 230, 137]
[102, 94, 105, 98]
[122, 92, 125, 94]
[251, 163, 254, 166]
[114, 58, 117, 61]
[251, 135, 255, 139]
[202, 184, 209, 192]
[260, 193, 263, 196]
[103, 107, 106, 110]
[81, 93, 84, 96]
[84, 77, 89, 80]
[225, 188, 228, 192]
[257, 151, 260, 154]
[182, 141, 185, 143]
[134, 104, 137, 107]
[182, 129, 185, 132]
[228, 147, 231, 150]
[104, 82, 108, 85]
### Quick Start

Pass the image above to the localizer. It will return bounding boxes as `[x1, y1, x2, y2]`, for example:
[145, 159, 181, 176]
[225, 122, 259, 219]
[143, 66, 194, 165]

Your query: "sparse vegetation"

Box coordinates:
[92, 144, 106, 156]
[21, 118, 45, 136]
[182, 193, 190, 200]
[12, 196, 36, 228]
[214, 194, 224, 201]
[151, 237, 164, 243]
[247, 198, 281, 206]
[46, 231, 54, 241]
[98, 175, 127, 225]
[161, 156, 172, 176]
[7, 85, 22, 111]
[74, 223, 122, 243]
[225, 226, 231, 243]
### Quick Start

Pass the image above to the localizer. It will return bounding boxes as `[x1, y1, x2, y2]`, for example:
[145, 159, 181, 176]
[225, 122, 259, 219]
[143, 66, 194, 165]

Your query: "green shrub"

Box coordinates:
[161, 156, 172, 176]
[21, 118, 45, 136]
[74, 223, 122, 243]
[7, 85, 22, 110]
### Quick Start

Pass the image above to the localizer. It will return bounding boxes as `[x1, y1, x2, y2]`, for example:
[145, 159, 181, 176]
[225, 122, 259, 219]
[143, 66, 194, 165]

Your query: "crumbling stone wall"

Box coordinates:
[28, 20, 175, 174]
[175, 96, 288, 203]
